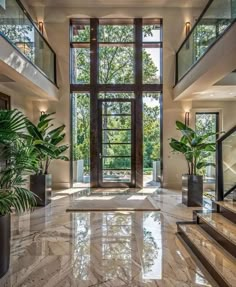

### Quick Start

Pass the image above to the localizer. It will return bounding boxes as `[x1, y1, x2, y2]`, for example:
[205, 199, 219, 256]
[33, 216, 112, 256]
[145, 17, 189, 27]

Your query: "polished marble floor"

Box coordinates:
[0, 188, 218, 287]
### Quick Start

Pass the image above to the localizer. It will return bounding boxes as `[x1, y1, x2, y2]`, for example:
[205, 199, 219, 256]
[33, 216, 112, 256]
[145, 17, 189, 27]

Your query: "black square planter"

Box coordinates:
[0, 214, 10, 278]
[182, 174, 203, 207]
[30, 174, 52, 206]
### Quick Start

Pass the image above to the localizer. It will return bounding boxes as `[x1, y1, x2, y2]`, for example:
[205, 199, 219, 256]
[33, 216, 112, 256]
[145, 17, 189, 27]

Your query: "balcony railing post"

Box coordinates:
[216, 140, 224, 201]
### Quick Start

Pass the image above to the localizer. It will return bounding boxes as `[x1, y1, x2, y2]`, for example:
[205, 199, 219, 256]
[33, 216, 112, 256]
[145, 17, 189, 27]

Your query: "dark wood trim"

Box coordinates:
[216, 139, 223, 201]
[70, 84, 163, 92]
[98, 98, 135, 188]
[134, 18, 143, 188]
[90, 18, 99, 187]
[0, 93, 11, 110]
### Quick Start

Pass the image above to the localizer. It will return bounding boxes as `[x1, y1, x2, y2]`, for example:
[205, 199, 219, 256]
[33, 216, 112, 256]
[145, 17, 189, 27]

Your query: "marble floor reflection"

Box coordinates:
[0, 188, 218, 287]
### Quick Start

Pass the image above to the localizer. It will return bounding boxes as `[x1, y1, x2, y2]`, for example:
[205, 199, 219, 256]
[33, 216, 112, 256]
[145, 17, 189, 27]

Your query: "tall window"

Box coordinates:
[70, 19, 162, 188]
[195, 112, 219, 182]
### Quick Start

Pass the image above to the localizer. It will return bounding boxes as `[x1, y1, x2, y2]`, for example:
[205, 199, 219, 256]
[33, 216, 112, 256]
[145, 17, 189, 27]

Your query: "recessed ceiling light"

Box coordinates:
[210, 94, 214, 97]
[229, 92, 233, 95]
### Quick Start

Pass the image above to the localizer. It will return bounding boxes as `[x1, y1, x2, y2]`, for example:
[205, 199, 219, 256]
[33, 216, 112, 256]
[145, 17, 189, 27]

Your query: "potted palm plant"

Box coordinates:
[169, 121, 216, 206]
[0, 110, 37, 278]
[26, 113, 69, 206]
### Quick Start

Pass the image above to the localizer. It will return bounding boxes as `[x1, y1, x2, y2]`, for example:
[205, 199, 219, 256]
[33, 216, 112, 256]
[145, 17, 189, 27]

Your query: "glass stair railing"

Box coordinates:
[0, 0, 56, 84]
[176, 0, 236, 83]
[216, 126, 236, 201]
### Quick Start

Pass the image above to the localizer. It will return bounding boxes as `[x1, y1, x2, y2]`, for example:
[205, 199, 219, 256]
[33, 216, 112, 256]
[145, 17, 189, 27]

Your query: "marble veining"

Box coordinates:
[179, 224, 236, 287]
[198, 212, 236, 245]
[0, 188, 218, 287]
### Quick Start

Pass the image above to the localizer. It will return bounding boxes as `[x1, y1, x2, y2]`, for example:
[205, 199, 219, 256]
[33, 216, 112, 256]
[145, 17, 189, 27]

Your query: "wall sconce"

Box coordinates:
[40, 111, 46, 115]
[185, 112, 190, 126]
[185, 22, 191, 49]
[38, 21, 44, 35]
[185, 22, 191, 37]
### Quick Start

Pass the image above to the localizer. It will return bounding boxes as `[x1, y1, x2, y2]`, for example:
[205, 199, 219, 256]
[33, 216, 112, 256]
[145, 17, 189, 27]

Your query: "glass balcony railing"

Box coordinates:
[0, 0, 56, 84]
[176, 0, 236, 83]
[217, 126, 236, 201]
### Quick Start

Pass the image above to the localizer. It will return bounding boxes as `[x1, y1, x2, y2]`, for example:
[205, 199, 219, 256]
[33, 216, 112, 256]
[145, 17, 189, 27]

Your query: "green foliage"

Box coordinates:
[73, 26, 161, 172]
[0, 110, 37, 216]
[0, 23, 34, 61]
[169, 121, 216, 175]
[143, 94, 160, 168]
[195, 113, 217, 176]
[26, 113, 69, 175]
[193, 20, 230, 61]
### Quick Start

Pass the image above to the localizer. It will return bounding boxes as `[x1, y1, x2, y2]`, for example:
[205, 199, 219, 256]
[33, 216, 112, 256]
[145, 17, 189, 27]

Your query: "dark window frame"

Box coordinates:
[70, 18, 163, 188]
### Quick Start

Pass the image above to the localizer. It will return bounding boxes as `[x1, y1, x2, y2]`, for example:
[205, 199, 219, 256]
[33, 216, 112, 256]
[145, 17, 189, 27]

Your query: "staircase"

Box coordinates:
[177, 200, 236, 287]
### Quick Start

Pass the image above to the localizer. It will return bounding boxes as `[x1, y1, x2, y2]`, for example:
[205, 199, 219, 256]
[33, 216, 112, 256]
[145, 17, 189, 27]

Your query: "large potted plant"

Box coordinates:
[26, 113, 69, 206]
[169, 121, 216, 206]
[0, 110, 37, 278]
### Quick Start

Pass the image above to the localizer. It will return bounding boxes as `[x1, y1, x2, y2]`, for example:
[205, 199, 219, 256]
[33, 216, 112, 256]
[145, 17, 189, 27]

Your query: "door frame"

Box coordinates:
[0, 93, 10, 110]
[97, 98, 136, 188]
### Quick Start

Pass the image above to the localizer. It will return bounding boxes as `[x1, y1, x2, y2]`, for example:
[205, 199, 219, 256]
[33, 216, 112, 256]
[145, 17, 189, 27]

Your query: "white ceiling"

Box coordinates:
[26, 0, 208, 8]
[192, 86, 236, 101]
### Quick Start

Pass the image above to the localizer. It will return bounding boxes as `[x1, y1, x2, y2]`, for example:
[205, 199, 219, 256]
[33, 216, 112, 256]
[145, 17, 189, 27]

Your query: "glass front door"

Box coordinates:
[98, 99, 135, 187]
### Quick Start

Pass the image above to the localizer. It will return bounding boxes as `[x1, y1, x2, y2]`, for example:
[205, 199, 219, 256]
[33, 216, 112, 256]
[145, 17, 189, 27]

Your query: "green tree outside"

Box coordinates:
[72, 25, 161, 175]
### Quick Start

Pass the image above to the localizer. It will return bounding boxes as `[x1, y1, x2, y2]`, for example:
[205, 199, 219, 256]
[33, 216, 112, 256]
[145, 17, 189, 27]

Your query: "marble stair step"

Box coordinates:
[179, 224, 236, 287]
[215, 201, 236, 214]
[197, 213, 236, 246]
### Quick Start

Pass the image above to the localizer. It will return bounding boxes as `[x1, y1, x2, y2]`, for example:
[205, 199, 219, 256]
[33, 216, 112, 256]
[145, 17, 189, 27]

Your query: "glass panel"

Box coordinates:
[99, 46, 134, 84]
[99, 25, 134, 42]
[177, 0, 234, 81]
[71, 48, 90, 84]
[102, 170, 131, 182]
[102, 144, 131, 156]
[72, 93, 90, 187]
[102, 116, 131, 129]
[143, 93, 161, 187]
[142, 25, 161, 42]
[102, 102, 131, 115]
[195, 113, 217, 182]
[102, 130, 131, 143]
[222, 131, 236, 198]
[103, 157, 131, 170]
[143, 47, 161, 84]
[0, 0, 55, 82]
[99, 93, 135, 99]
[72, 24, 90, 42]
